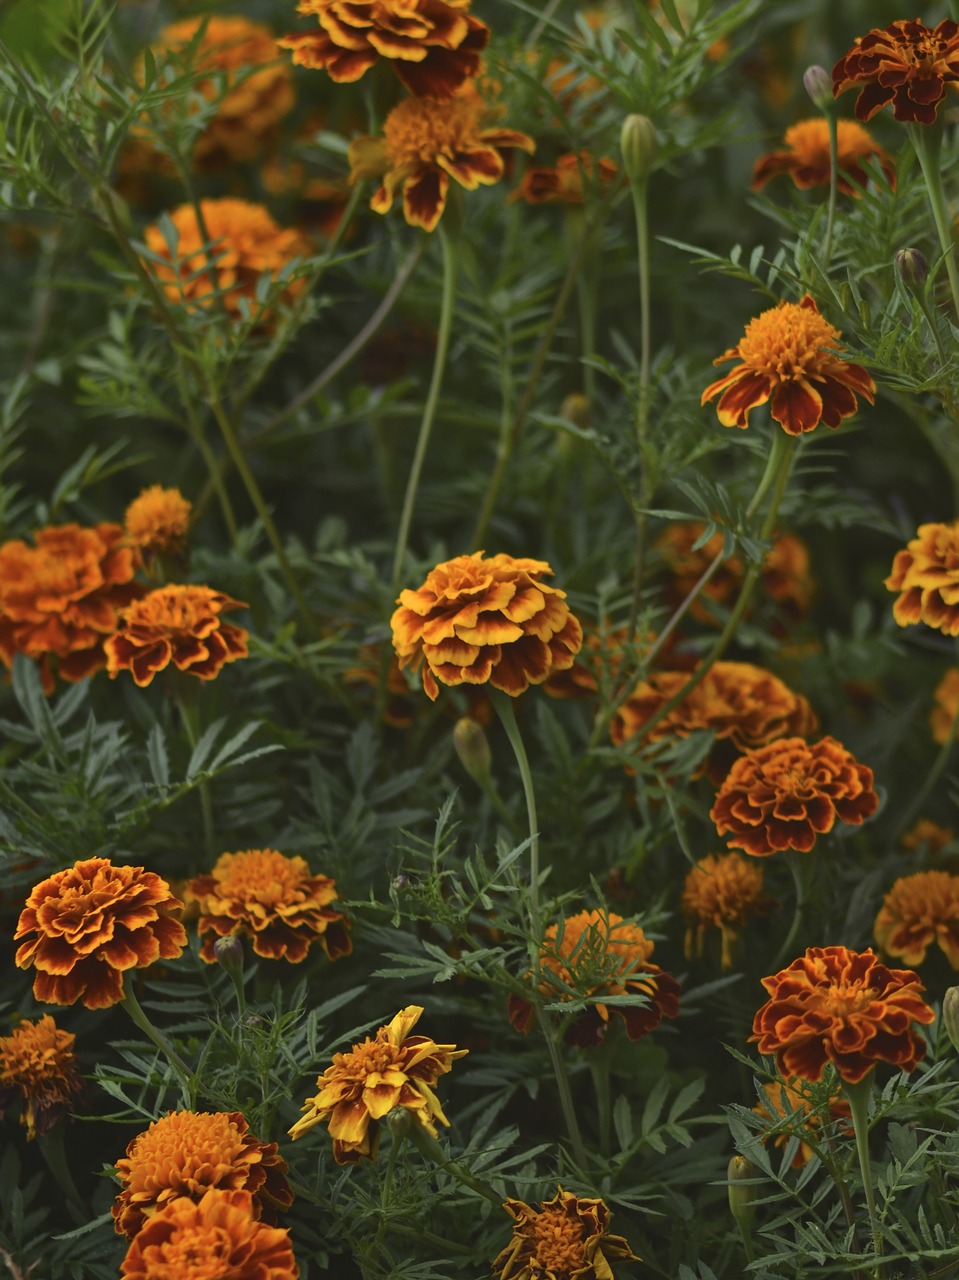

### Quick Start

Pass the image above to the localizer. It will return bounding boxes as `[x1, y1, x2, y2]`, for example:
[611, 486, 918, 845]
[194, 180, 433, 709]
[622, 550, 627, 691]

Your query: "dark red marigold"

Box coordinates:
[833, 19, 959, 125]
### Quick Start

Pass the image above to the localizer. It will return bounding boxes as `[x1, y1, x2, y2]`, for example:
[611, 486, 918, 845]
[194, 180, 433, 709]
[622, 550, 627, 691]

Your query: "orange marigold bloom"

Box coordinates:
[391, 551, 582, 700]
[0, 523, 140, 692]
[114, 1109, 293, 1240]
[681, 853, 778, 970]
[833, 19, 959, 125]
[702, 295, 875, 436]
[510, 151, 618, 205]
[348, 88, 535, 232]
[711, 736, 877, 857]
[751, 946, 935, 1084]
[903, 818, 955, 855]
[143, 199, 311, 321]
[124, 486, 192, 562]
[873, 870, 959, 968]
[189, 849, 351, 964]
[752, 1076, 850, 1169]
[14, 858, 187, 1010]
[0, 1015, 84, 1140]
[931, 668, 959, 744]
[105, 584, 248, 687]
[120, 1187, 298, 1280]
[507, 910, 681, 1048]
[886, 522, 959, 636]
[752, 118, 895, 196]
[493, 1186, 639, 1280]
[289, 1005, 467, 1162]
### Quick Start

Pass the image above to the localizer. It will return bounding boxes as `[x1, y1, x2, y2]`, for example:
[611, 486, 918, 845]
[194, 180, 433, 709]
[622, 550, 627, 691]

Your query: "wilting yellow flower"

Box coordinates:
[289, 1006, 467, 1162]
[752, 118, 895, 195]
[682, 853, 778, 970]
[886, 524, 959, 635]
[0, 1015, 84, 1140]
[752, 1076, 850, 1168]
[124, 486, 191, 563]
[874, 870, 959, 968]
[493, 1186, 639, 1280]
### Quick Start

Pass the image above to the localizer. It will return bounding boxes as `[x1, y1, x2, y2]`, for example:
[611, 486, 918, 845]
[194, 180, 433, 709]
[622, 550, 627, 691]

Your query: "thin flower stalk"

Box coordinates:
[843, 1075, 885, 1278]
[627, 170, 653, 642]
[908, 123, 959, 319]
[398, 1108, 502, 1206]
[120, 978, 195, 1102]
[822, 114, 839, 269]
[37, 1124, 86, 1220]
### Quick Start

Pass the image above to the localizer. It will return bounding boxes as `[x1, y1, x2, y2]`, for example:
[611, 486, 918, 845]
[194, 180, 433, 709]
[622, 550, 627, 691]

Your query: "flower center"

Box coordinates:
[383, 97, 483, 169]
[215, 852, 304, 904]
[530, 1206, 587, 1272]
[736, 302, 841, 378]
[338, 1035, 403, 1080]
[815, 980, 878, 1018]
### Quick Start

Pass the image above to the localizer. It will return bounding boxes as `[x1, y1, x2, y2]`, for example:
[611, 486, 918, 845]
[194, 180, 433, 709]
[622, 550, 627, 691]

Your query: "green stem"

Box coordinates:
[627, 176, 653, 642]
[177, 693, 214, 857]
[391, 227, 458, 592]
[822, 114, 838, 269]
[541, 1020, 590, 1170]
[37, 1124, 86, 1220]
[588, 1034, 612, 1158]
[909, 122, 959, 321]
[490, 691, 540, 922]
[400, 1114, 502, 1207]
[121, 977, 195, 1098]
[843, 1074, 884, 1278]
[371, 1132, 403, 1254]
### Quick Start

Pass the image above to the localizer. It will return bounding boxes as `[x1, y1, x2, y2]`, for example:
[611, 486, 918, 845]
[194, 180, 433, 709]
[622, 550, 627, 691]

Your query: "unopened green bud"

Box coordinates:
[803, 65, 833, 112]
[453, 717, 491, 784]
[621, 114, 657, 184]
[386, 1104, 414, 1138]
[727, 1155, 759, 1231]
[896, 247, 928, 288]
[213, 934, 244, 976]
[560, 393, 592, 430]
[943, 986, 959, 1054]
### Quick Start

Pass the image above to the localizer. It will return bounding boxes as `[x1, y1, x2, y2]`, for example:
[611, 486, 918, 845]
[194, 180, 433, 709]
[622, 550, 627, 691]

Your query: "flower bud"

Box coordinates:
[560, 393, 592, 430]
[213, 934, 244, 977]
[896, 247, 928, 288]
[943, 986, 959, 1054]
[386, 1104, 414, 1138]
[727, 1155, 759, 1231]
[453, 717, 492, 784]
[803, 65, 833, 111]
[621, 114, 658, 184]
[391, 873, 410, 893]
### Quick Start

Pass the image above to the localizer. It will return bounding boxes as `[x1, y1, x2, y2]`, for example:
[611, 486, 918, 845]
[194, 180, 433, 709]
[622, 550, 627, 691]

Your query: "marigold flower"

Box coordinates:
[711, 736, 878, 857]
[189, 849, 351, 964]
[114, 1109, 293, 1239]
[903, 818, 955, 855]
[105, 584, 248, 687]
[348, 88, 535, 232]
[119, 1187, 298, 1280]
[873, 870, 959, 968]
[931, 668, 959, 744]
[493, 1186, 640, 1280]
[124, 486, 192, 563]
[752, 1075, 850, 1168]
[289, 1005, 467, 1162]
[752, 118, 895, 196]
[510, 151, 618, 205]
[507, 910, 680, 1048]
[833, 19, 959, 125]
[391, 551, 582, 700]
[544, 623, 653, 700]
[278, 0, 488, 98]
[701, 294, 875, 435]
[886, 523, 959, 636]
[0, 523, 140, 692]
[0, 1015, 84, 1140]
[143, 199, 311, 321]
[751, 945, 935, 1084]
[681, 853, 778, 970]
[14, 858, 187, 1010]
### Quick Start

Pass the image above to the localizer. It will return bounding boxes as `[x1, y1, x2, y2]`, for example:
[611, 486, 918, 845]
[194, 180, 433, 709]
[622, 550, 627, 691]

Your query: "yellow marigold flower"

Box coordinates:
[348, 88, 534, 232]
[143, 198, 311, 322]
[510, 151, 619, 205]
[0, 1015, 84, 1140]
[702, 294, 875, 435]
[391, 551, 582, 700]
[289, 1005, 467, 1162]
[874, 870, 959, 968]
[886, 523, 959, 635]
[752, 118, 895, 195]
[119, 1188, 299, 1280]
[681, 853, 778, 970]
[188, 849, 351, 964]
[105, 584, 248, 687]
[493, 1186, 640, 1280]
[113, 1109, 293, 1240]
[752, 1076, 850, 1169]
[903, 818, 955, 855]
[124, 485, 192, 563]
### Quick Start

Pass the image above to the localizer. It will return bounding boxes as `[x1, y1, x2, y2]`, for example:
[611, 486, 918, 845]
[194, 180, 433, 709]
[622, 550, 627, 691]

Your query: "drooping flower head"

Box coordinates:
[493, 1187, 640, 1280]
[124, 486, 192, 565]
[833, 19, 959, 125]
[105, 584, 248, 687]
[119, 1188, 299, 1280]
[15, 858, 187, 1010]
[701, 295, 875, 435]
[0, 1015, 84, 1140]
[681, 853, 778, 970]
[189, 849, 352, 964]
[391, 551, 582, 700]
[751, 946, 935, 1083]
[710, 736, 878, 857]
[752, 118, 895, 196]
[0, 523, 141, 692]
[751, 1075, 850, 1168]
[885, 522, 959, 635]
[874, 870, 959, 969]
[113, 1109, 293, 1239]
[508, 910, 680, 1047]
[510, 151, 619, 205]
[931, 668, 959, 744]
[289, 1005, 467, 1162]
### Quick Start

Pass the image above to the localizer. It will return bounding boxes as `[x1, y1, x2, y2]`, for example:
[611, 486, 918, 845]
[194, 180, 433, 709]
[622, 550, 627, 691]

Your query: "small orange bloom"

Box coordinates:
[886, 523, 959, 636]
[349, 88, 534, 232]
[493, 1187, 639, 1280]
[189, 849, 351, 964]
[752, 1076, 850, 1168]
[114, 1109, 292, 1239]
[0, 1015, 84, 1140]
[751, 946, 935, 1084]
[124, 485, 192, 563]
[681, 853, 778, 970]
[105, 584, 248, 687]
[833, 19, 959, 125]
[903, 818, 955, 855]
[120, 1187, 298, 1280]
[931, 668, 959, 743]
[711, 736, 878, 857]
[289, 1005, 467, 1162]
[752, 118, 895, 196]
[508, 910, 680, 1048]
[544, 623, 645, 699]
[874, 870, 959, 968]
[702, 295, 875, 435]
[15, 858, 187, 1010]
[391, 551, 582, 700]
[0, 523, 140, 691]
[510, 151, 618, 205]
